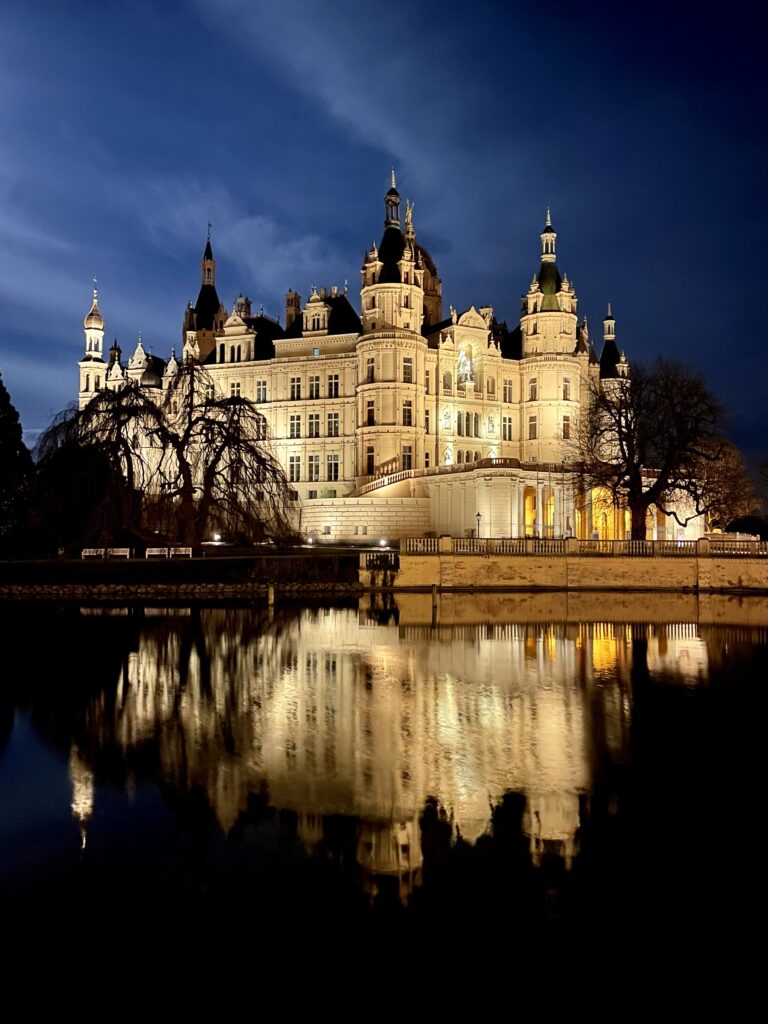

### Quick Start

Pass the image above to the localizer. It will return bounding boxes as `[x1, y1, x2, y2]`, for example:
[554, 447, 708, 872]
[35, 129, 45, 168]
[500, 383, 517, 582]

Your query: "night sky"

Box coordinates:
[1, 0, 766, 464]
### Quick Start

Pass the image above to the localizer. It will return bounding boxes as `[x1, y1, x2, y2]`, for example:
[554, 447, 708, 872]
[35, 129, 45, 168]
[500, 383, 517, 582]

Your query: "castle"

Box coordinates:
[77, 174, 699, 543]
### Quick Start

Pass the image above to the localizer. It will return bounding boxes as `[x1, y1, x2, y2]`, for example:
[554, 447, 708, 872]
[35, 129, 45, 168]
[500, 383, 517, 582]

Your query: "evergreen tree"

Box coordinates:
[0, 371, 32, 554]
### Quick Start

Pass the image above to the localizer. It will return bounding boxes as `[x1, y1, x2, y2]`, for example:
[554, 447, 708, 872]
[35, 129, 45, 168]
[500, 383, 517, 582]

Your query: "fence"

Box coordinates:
[401, 537, 768, 558]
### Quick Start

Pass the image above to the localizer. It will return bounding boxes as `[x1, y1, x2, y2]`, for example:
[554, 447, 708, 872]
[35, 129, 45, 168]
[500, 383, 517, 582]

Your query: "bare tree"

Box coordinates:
[34, 361, 296, 549]
[576, 357, 729, 539]
[692, 437, 758, 529]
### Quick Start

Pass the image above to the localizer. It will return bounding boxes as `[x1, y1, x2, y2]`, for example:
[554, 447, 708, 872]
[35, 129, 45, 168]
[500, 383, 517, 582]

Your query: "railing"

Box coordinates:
[364, 551, 400, 572]
[357, 469, 415, 495]
[709, 539, 768, 557]
[404, 537, 439, 554]
[397, 537, 767, 558]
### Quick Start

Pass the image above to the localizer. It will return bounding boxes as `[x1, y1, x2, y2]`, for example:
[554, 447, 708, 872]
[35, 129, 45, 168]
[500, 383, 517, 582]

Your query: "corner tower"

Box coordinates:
[78, 285, 106, 407]
[182, 231, 227, 361]
[520, 210, 578, 356]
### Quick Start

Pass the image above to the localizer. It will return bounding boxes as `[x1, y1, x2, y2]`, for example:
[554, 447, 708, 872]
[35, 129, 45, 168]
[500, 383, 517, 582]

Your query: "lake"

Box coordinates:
[1, 593, 764, 946]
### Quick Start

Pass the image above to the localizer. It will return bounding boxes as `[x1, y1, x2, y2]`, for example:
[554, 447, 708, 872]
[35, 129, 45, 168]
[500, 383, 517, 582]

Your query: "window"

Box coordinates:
[327, 453, 340, 481]
[425, 409, 430, 434]
[563, 377, 571, 401]
[403, 357, 413, 384]
[425, 452, 430, 469]
[443, 372, 452, 393]
[308, 412, 320, 437]
[309, 375, 320, 399]
[289, 414, 301, 439]
[231, 382, 241, 397]
[288, 455, 301, 482]
[219, 343, 225, 363]
[323, 525, 331, 535]
[457, 411, 464, 436]
[328, 374, 340, 397]
[457, 451, 464, 464]
[403, 400, 413, 426]
[327, 412, 340, 437]
[502, 416, 513, 441]
[465, 411, 471, 436]
[94, 376, 101, 390]
[290, 377, 301, 400]
[403, 295, 409, 309]
[562, 415, 571, 440]
[205, 384, 215, 401]
[402, 445, 412, 471]
[255, 380, 267, 403]
[487, 378, 495, 397]
[366, 358, 375, 384]
[308, 490, 317, 500]
[366, 446, 375, 475]
[425, 370, 430, 394]
[83, 374, 90, 391]
[254, 415, 267, 440]
[474, 412, 480, 437]
[503, 379, 513, 403]
[366, 400, 375, 426]
[308, 454, 320, 481]
[529, 378, 538, 401]
[528, 415, 537, 440]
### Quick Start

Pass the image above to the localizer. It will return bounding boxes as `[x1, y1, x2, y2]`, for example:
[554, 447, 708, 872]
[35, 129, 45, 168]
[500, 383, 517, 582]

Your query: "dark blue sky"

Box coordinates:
[1, 0, 766, 462]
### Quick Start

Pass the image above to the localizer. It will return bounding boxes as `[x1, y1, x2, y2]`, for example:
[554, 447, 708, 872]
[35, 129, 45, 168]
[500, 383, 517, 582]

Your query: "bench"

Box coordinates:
[107, 547, 130, 559]
[145, 547, 169, 558]
[81, 548, 106, 559]
[169, 547, 193, 559]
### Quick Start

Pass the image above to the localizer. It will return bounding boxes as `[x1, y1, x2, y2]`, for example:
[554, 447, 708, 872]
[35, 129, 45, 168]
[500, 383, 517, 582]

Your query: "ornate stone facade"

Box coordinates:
[77, 176, 702, 543]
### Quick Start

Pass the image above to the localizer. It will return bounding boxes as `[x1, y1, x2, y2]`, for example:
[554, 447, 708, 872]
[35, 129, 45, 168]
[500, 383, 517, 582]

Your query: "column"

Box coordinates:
[511, 480, 520, 538]
[535, 483, 543, 538]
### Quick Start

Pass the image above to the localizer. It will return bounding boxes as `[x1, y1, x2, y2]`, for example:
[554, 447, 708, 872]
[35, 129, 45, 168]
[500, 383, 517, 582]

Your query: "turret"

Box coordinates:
[521, 211, 578, 355]
[82, 283, 105, 360]
[599, 303, 622, 378]
[285, 289, 301, 329]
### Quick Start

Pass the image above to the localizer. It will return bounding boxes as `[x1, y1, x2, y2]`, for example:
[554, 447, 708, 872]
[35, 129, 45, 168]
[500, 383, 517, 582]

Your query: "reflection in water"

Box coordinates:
[2, 594, 763, 927]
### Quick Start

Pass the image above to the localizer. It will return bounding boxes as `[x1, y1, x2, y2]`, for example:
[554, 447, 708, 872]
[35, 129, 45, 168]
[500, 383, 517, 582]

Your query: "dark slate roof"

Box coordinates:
[244, 314, 285, 360]
[193, 283, 222, 330]
[378, 225, 405, 283]
[203, 238, 213, 260]
[417, 243, 437, 275]
[422, 316, 453, 346]
[141, 354, 166, 387]
[499, 323, 522, 360]
[282, 295, 362, 340]
[537, 261, 562, 312]
[574, 324, 589, 354]
[599, 338, 621, 378]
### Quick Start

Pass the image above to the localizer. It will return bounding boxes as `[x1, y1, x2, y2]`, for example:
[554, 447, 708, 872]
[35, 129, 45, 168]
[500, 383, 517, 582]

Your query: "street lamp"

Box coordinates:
[476, 512, 481, 538]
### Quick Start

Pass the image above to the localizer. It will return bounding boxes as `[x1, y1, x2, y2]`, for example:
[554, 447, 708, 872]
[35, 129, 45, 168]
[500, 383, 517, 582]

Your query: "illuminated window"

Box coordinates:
[403, 357, 413, 383]
[327, 412, 340, 437]
[487, 378, 495, 397]
[563, 377, 571, 401]
[503, 379, 513, 403]
[308, 413, 320, 437]
[529, 378, 537, 401]
[403, 400, 413, 426]
[309, 374, 320, 399]
[255, 380, 267, 403]
[402, 445, 412, 471]
[366, 358, 374, 383]
[502, 416, 513, 440]
[327, 453, 340, 480]
[307, 454, 320, 481]
[327, 374, 340, 398]
[230, 381, 241, 398]
[288, 456, 300, 482]
[290, 377, 301, 400]
[528, 415, 537, 440]
[425, 410, 430, 434]
[289, 414, 301, 439]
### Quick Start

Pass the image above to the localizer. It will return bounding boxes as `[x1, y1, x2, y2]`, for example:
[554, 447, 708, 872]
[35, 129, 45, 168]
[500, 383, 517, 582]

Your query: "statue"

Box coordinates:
[457, 347, 473, 385]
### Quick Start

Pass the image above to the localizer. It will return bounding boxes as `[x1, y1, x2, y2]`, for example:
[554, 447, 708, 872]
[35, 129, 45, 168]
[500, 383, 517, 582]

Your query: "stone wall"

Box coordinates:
[300, 497, 432, 543]
[361, 551, 768, 592]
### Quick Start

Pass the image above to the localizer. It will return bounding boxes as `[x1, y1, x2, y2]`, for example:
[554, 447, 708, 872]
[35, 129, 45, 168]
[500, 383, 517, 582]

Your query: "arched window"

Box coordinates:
[84, 373, 90, 392]
[206, 268, 211, 282]
[474, 413, 480, 437]
[236, 345, 241, 362]
[465, 411, 471, 436]
[465, 450, 471, 464]
[474, 451, 479, 462]
[95, 375, 101, 390]
[457, 451, 464, 464]
[457, 412, 463, 436]
[219, 343, 225, 363]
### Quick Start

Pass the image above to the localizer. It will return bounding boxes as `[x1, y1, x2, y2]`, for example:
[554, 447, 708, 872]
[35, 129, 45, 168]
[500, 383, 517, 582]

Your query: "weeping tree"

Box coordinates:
[0, 371, 33, 555]
[576, 357, 735, 539]
[33, 361, 296, 550]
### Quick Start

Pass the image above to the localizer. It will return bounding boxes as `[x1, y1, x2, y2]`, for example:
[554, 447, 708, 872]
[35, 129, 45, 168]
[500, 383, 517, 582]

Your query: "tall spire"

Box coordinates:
[201, 232, 215, 283]
[540, 208, 557, 262]
[384, 169, 401, 227]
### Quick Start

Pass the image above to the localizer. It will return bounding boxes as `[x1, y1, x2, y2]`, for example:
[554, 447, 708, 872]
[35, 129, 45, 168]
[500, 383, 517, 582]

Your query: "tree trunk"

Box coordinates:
[630, 503, 648, 540]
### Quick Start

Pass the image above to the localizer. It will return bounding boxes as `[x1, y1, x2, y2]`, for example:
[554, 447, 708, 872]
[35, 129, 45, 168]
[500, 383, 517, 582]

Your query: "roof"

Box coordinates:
[193, 283, 222, 330]
[244, 314, 285, 360]
[537, 261, 562, 311]
[282, 294, 362, 339]
[203, 238, 213, 261]
[377, 225, 405, 283]
[499, 323, 522, 360]
[599, 338, 621, 378]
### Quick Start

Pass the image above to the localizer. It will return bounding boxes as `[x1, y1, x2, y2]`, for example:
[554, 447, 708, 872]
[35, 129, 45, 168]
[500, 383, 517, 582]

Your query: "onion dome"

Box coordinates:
[84, 286, 104, 329]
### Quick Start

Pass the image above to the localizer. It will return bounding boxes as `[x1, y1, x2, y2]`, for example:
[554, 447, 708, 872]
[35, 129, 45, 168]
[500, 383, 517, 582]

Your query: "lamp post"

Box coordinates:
[476, 511, 481, 539]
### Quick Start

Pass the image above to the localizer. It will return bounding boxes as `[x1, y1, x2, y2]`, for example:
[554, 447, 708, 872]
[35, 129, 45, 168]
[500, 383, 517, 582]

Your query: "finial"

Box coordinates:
[607, 301, 613, 318]
[207, 221, 212, 241]
[344, 278, 348, 294]
[405, 200, 414, 227]
[92, 277, 98, 300]
[545, 207, 551, 227]
[390, 167, 397, 189]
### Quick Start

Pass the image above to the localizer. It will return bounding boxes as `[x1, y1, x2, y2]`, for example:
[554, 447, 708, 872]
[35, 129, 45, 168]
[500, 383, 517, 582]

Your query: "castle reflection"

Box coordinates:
[64, 596, 729, 904]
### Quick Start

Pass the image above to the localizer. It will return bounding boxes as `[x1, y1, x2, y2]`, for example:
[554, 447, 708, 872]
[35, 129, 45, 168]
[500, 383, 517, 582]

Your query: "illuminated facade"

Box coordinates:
[77, 176, 702, 542]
